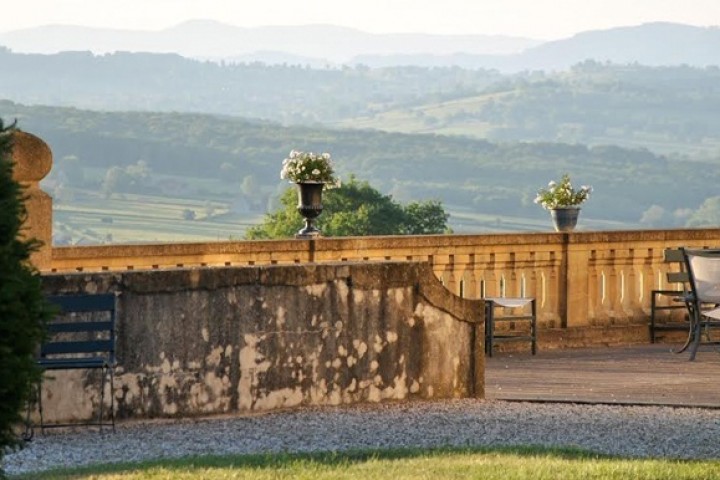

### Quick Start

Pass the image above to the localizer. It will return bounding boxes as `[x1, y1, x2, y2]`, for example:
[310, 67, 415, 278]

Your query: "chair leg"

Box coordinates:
[689, 315, 703, 361]
[99, 367, 107, 432]
[530, 299, 537, 355]
[485, 302, 495, 357]
[109, 367, 115, 432]
[650, 292, 657, 343]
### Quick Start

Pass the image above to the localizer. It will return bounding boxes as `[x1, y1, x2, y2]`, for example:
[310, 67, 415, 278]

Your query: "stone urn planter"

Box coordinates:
[295, 182, 324, 237]
[550, 207, 580, 232]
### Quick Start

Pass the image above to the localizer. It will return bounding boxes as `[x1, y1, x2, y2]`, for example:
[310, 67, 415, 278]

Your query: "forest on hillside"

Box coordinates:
[3, 48, 720, 242]
[2, 48, 720, 159]
[4, 100, 719, 237]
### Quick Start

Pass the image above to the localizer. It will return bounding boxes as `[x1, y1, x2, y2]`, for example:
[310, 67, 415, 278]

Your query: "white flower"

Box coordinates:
[279, 149, 339, 185]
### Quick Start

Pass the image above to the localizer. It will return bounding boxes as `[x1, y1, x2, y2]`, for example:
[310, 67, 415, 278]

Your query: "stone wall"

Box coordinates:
[37, 261, 484, 424]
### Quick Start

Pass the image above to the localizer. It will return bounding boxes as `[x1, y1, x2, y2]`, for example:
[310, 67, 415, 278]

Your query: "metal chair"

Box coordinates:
[650, 248, 692, 343]
[25, 293, 117, 439]
[679, 248, 720, 360]
[484, 297, 537, 357]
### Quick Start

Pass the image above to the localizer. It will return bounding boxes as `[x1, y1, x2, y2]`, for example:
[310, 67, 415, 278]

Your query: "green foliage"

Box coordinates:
[246, 176, 450, 238]
[534, 174, 592, 210]
[0, 119, 52, 475]
[14, 446, 720, 480]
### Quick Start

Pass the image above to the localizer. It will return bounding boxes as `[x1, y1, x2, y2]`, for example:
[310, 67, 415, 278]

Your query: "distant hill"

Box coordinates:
[2, 46, 720, 158]
[3, 21, 717, 71]
[0, 20, 540, 64]
[335, 62, 720, 158]
[0, 47, 501, 122]
[354, 23, 720, 71]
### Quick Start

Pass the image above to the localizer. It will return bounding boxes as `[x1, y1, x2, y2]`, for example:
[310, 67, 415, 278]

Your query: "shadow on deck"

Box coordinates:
[486, 343, 720, 408]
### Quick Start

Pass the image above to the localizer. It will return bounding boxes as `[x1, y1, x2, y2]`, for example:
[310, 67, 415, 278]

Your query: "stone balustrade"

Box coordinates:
[48, 229, 720, 332]
[11, 130, 720, 340]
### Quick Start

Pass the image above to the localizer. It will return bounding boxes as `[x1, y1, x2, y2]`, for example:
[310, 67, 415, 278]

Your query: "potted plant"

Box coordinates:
[534, 174, 592, 232]
[280, 150, 340, 237]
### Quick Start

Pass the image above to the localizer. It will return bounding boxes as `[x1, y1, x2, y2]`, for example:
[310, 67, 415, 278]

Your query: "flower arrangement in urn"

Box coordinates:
[535, 174, 592, 232]
[280, 149, 340, 237]
[280, 150, 340, 187]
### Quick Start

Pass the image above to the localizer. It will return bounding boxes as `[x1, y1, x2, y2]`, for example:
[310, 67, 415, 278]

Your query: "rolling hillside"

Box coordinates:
[3, 100, 718, 243]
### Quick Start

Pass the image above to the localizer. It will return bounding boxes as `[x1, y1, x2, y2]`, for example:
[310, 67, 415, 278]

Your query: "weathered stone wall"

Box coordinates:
[38, 261, 484, 423]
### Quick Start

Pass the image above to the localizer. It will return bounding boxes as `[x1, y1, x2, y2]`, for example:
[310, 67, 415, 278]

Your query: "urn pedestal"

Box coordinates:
[295, 182, 324, 238]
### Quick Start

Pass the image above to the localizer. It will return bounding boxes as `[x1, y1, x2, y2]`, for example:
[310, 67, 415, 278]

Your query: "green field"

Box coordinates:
[53, 190, 264, 244]
[49, 189, 635, 245]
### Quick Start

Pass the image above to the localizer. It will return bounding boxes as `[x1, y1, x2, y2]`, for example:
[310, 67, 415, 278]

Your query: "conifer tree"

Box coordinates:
[0, 120, 52, 476]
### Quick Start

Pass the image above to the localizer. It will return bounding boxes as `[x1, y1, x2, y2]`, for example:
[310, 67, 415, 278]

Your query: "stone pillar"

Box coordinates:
[11, 131, 53, 271]
[565, 243, 590, 327]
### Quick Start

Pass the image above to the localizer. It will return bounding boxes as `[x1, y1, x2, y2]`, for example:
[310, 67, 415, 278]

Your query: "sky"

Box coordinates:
[2, 0, 720, 40]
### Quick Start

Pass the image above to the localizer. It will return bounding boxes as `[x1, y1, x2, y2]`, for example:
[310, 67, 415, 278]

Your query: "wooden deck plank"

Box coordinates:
[486, 344, 720, 407]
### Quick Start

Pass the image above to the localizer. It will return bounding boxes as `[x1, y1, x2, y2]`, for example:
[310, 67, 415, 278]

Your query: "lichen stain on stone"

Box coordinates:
[305, 283, 327, 297]
[337, 280, 349, 303]
[40, 371, 94, 422]
[352, 340, 368, 358]
[276, 306, 287, 328]
[201, 327, 210, 342]
[189, 371, 231, 413]
[254, 387, 305, 410]
[392, 370, 409, 399]
[189, 269, 201, 288]
[158, 374, 180, 415]
[410, 380, 420, 393]
[328, 389, 342, 405]
[205, 346, 225, 367]
[226, 289, 238, 305]
[353, 290, 365, 303]
[161, 357, 172, 374]
[367, 385, 381, 402]
[453, 356, 461, 389]
[373, 335, 385, 353]
[238, 333, 272, 410]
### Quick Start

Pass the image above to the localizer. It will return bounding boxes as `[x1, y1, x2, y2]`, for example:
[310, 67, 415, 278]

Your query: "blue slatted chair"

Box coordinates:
[30, 293, 118, 435]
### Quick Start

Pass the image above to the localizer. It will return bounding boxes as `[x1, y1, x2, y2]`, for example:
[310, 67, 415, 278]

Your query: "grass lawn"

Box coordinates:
[12, 446, 720, 480]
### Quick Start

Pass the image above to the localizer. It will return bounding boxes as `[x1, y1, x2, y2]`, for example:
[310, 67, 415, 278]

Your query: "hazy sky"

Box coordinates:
[3, 0, 720, 39]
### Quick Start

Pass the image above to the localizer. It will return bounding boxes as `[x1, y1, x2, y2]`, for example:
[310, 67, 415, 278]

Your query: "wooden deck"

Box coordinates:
[485, 344, 720, 408]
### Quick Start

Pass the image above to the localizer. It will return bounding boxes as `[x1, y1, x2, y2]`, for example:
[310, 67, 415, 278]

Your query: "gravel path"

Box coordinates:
[4, 399, 720, 476]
